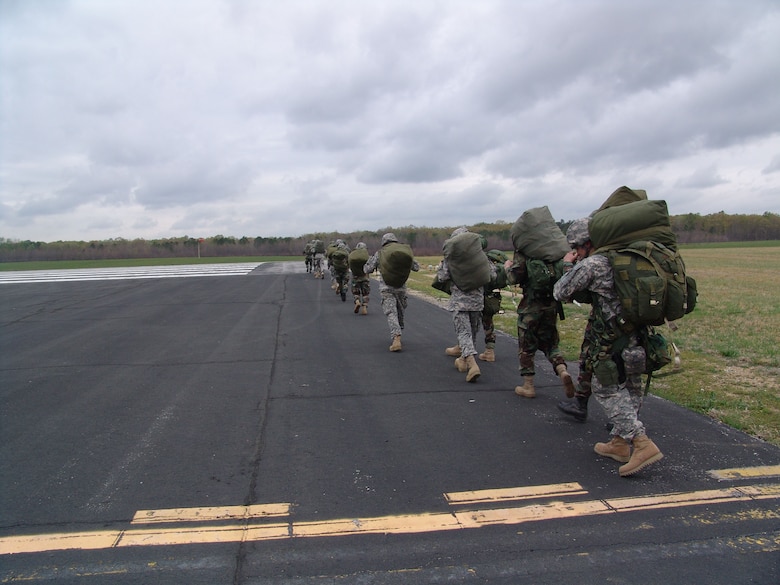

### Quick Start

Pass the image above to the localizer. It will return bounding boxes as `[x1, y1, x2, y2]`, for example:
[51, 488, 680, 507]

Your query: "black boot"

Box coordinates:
[557, 395, 588, 422]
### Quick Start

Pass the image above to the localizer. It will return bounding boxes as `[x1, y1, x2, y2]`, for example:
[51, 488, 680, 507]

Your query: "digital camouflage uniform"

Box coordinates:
[363, 234, 419, 346]
[553, 216, 663, 477]
[437, 259, 485, 360]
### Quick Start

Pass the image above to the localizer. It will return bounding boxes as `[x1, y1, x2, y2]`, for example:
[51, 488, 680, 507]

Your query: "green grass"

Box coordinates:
[408, 248, 780, 446]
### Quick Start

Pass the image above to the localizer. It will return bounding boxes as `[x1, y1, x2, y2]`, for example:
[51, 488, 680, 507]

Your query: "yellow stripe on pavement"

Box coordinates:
[131, 503, 290, 524]
[444, 482, 587, 505]
[708, 465, 780, 480]
[2, 483, 779, 555]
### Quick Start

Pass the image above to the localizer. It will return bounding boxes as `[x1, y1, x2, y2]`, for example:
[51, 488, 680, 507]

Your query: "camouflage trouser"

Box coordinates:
[516, 306, 565, 376]
[453, 311, 481, 358]
[481, 312, 496, 349]
[352, 279, 370, 304]
[575, 321, 594, 398]
[587, 327, 647, 440]
[380, 289, 407, 339]
[333, 268, 349, 291]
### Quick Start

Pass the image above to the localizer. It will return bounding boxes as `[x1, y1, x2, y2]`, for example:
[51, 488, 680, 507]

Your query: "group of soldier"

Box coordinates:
[303, 208, 665, 478]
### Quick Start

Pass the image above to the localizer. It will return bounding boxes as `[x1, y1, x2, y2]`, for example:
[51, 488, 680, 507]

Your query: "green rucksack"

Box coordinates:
[524, 258, 564, 303]
[601, 240, 697, 328]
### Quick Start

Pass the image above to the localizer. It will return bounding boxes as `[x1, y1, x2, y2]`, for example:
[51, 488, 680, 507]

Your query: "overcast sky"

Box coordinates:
[1, 0, 779, 243]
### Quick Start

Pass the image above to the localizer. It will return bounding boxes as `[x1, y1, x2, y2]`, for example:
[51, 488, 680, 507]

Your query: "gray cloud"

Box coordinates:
[1, 0, 779, 243]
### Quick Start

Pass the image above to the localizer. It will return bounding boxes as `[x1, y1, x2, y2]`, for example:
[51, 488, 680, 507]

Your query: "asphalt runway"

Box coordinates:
[1, 261, 778, 584]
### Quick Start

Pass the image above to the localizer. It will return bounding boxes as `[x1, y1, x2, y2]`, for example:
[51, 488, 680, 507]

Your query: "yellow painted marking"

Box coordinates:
[119, 523, 290, 547]
[2, 483, 779, 555]
[131, 503, 290, 524]
[454, 500, 611, 528]
[0, 530, 121, 554]
[445, 482, 586, 505]
[293, 512, 462, 537]
[708, 465, 780, 480]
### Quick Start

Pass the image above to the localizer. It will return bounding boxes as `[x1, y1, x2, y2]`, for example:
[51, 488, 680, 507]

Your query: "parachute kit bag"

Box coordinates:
[589, 199, 677, 250]
[330, 248, 349, 271]
[348, 247, 369, 276]
[379, 242, 414, 287]
[313, 239, 326, 254]
[442, 231, 492, 292]
[510, 206, 570, 262]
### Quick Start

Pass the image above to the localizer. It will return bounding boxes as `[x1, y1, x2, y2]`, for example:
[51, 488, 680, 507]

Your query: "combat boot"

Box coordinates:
[557, 395, 589, 421]
[465, 355, 481, 383]
[555, 364, 576, 398]
[594, 436, 631, 463]
[360, 304, 368, 315]
[478, 348, 495, 362]
[514, 375, 536, 398]
[389, 335, 402, 352]
[619, 434, 663, 476]
[445, 345, 462, 357]
[354, 299, 361, 314]
[454, 356, 469, 372]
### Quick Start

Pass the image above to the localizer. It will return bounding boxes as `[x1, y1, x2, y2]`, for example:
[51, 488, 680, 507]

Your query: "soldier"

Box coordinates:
[437, 228, 495, 382]
[328, 239, 351, 302]
[503, 252, 574, 399]
[553, 218, 663, 477]
[349, 242, 371, 315]
[363, 233, 419, 351]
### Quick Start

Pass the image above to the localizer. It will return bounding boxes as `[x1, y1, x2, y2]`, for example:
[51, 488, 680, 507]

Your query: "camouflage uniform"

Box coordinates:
[363, 234, 420, 341]
[437, 228, 495, 360]
[437, 259, 485, 359]
[506, 250, 567, 376]
[553, 253, 647, 440]
[328, 240, 351, 299]
[350, 242, 371, 313]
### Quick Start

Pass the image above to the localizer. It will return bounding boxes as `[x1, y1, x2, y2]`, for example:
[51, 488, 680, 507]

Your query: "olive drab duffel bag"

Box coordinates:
[442, 231, 492, 292]
[379, 242, 414, 287]
[510, 206, 570, 262]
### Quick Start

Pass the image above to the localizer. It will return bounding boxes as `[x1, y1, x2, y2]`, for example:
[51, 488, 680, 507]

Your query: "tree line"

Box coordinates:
[1, 211, 778, 263]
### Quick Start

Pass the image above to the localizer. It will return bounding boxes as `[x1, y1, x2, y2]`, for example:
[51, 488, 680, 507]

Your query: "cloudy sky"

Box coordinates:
[1, 0, 779, 243]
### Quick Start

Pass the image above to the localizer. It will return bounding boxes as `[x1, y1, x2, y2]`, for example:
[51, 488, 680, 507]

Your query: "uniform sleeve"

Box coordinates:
[363, 252, 379, 274]
[505, 250, 527, 286]
[553, 261, 593, 302]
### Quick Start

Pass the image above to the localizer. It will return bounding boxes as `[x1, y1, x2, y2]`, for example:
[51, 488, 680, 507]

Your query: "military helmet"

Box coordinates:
[566, 218, 591, 247]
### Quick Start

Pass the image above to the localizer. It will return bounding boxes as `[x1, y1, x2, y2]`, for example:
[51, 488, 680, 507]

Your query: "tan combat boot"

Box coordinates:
[360, 304, 368, 315]
[514, 375, 536, 398]
[465, 355, 481, 383]
[354, 299, 361, 314]
[445, 345, 462, 357]
[478, 348, 495, 362]
[389, 335, 402, 352]
[594, 436, 631, 463]
[454, 356, 469, 372]
[555, 364, 575, 398]
[619, 434, 663, 477]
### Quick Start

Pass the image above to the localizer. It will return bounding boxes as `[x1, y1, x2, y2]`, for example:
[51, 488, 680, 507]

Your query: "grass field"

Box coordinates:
[406, 245, 780, 447]
[2, 245, 779, 446]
